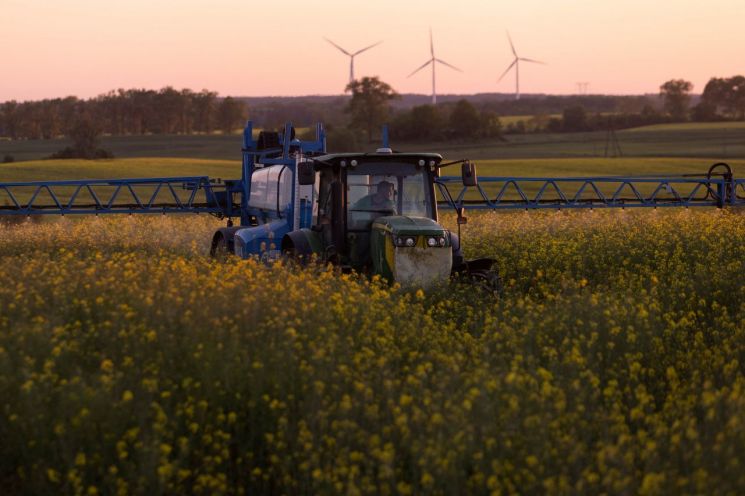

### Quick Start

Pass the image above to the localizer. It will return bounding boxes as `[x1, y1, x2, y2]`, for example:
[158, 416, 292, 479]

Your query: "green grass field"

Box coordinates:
[624, 121, 745, 132]
[2, 122, 744, 163]
[398, 122, 745, 160]
[0, 159, 242, 207]
[0, 158, 241, 183]
[2, 157, 740, 184]
[0, 135, 244, 162]
[470, 157, 745, 176]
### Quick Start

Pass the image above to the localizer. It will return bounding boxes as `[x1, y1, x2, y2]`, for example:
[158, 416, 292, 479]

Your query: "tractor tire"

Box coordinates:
[468, 268, 504, 296]
[210, 234, 231, 260]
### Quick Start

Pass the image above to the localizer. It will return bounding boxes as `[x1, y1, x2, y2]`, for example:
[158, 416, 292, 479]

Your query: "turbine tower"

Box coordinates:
[498, 31, 545, 100]
[407, 28, 462, 105]
[324, 37, 383, 87]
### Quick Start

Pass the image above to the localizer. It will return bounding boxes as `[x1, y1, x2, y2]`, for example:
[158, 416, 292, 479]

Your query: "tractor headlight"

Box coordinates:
[394, 235, 417, 247]
[427, 236, 448, 247]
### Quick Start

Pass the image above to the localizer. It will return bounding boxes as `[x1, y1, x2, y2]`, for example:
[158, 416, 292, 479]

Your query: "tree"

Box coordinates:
[326, 126, 361, 152]
[562, 105, 588, 132]
[727, 75, 745, 120]
[659, 79, 693, 121]
[192, 90, 218, 133]
[345, 77, 399, 143]
[691, 102, 718, 122]
[50, 113, 113, 159]
[408, 105, 445, 140]
[217, 97, 247, 134]
[702, 77, 729, 118]
[479, 110, 503, 139]
[640, 104, 659, 122]
[449, 99, 481, 139]
[154, 86, 185, 133]
[705, 75, 745, 120]
[0, 101, 20, 139]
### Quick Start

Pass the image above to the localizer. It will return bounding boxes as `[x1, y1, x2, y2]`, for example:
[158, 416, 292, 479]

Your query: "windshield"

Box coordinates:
[346, 164, 432, 231]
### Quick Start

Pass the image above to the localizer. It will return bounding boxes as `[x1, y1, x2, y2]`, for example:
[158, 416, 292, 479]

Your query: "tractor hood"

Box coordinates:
[370, 216, 452, 289]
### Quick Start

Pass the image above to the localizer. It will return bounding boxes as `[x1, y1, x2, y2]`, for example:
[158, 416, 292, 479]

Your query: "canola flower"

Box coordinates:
[0, 210, 744, 495]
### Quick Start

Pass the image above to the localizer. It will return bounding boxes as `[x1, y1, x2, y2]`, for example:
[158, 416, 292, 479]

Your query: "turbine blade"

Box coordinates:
[435, 58, 462, 72]
[324, 37, 351, 56]
[430, 27, 434, 57]
[497, 59, 517, 82]
[506, 30, 517, 57]
[407, 59, 433, 78]
[352, 40, 383, 56]
[519, 57, 546, 65]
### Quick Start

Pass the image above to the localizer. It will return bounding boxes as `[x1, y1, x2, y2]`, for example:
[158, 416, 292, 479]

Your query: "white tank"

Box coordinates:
[248, 165, 293, 212]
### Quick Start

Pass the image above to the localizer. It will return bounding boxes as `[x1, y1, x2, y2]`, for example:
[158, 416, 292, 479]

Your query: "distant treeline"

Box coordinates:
[388, 100, 504, 142]
[243, 94, 664, 134]
[1, 75, 743, 142]
[385, 76, 745, 141]
[0, 88, 248, 140]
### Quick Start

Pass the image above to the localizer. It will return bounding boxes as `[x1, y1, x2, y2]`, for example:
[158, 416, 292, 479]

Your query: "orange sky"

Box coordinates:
[3, 0, 744, 101]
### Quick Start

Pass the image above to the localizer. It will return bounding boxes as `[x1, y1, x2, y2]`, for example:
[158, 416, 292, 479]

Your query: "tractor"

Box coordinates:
[209, 124, 499, 289]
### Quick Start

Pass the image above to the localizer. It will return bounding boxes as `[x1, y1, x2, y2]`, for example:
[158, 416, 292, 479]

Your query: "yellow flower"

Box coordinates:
[100, 359, 114, 373]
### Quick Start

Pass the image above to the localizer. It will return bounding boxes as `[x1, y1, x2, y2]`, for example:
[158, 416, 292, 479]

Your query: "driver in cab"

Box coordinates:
[352, 180, 396, 213]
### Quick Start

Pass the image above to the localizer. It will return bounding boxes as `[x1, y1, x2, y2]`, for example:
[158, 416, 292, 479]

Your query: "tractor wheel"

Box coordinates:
[468, 268, 504, 296]
[210, 234, 231, 260]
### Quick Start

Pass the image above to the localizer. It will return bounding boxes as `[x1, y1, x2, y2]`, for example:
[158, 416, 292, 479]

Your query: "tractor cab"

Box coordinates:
[282, 151, 457, 287]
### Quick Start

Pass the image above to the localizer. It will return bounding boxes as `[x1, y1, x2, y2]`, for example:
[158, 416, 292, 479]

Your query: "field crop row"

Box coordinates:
[1, 211, 744, 494]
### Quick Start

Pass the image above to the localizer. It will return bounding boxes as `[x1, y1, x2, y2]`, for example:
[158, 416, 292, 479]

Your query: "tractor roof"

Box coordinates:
[313, 152, 443, 167]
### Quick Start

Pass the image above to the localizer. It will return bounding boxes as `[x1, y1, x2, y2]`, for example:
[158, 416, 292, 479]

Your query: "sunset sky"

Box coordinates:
[3, 0, 744, 101]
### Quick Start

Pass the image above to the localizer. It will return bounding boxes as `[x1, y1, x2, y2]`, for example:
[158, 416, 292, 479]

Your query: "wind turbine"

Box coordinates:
[324, 37, 383, 88]
[407, 28, 462, 105]
[498, 31, 546, 100]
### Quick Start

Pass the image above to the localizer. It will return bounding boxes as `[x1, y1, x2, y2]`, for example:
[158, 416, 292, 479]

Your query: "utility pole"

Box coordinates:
[604, 117, 623, 158]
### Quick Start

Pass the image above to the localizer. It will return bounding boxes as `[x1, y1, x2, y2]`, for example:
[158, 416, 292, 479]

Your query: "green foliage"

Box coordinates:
[449, 99, 481, 139]
[561, 105, 588, 132]
[325, 126, 362, 153]
[391, 105, 446, 141]
[216, 97, 247, 135]
[49, 115, 113, 160]
[659, 79, 693, 121]
[479, 110, 504, 139]
[702, 75, 745, 120]
[391, 101, 503, 142]
[0, 88, 243, 141]
[345, 77, 399, 143]
[1, 211, 744, 494]
[0, 158, 239, 186]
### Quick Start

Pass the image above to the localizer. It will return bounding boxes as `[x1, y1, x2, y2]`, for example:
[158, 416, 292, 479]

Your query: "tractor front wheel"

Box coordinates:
[468, 268, 504, 295]
[452, 258, 503, 296]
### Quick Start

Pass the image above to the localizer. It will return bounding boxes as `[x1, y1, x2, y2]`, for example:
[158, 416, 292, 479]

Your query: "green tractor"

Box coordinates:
[279, 149, 500, 289]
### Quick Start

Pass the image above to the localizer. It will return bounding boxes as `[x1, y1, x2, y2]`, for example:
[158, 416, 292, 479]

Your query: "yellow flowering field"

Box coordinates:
[1, 210, 744, 495]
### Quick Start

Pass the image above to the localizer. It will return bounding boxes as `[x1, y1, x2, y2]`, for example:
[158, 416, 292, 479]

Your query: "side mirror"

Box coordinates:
[297, 162, 315, 185]
[462, 161, 478, 187]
